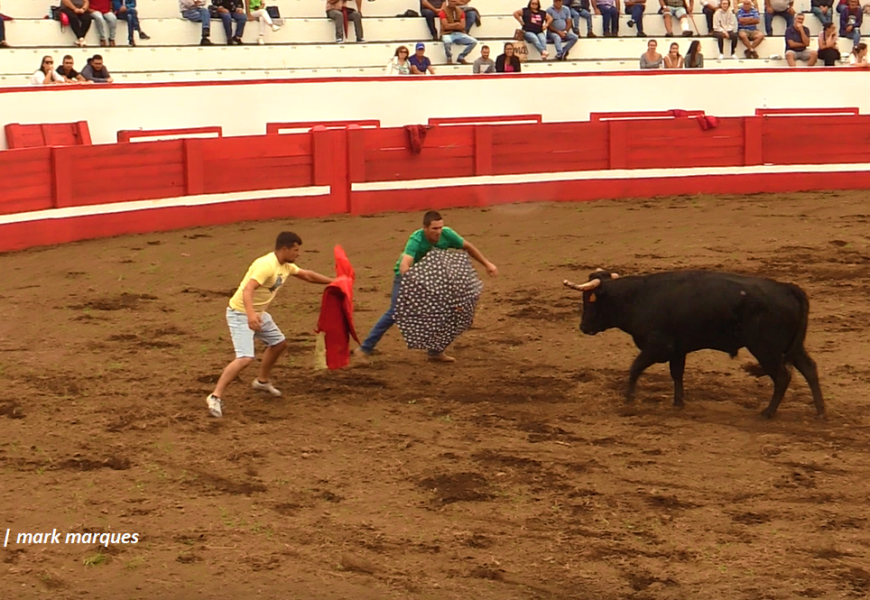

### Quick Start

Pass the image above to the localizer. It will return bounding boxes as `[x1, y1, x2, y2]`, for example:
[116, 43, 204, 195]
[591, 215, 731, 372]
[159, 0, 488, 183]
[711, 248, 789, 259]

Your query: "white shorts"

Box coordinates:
[226, 307, 285, 358]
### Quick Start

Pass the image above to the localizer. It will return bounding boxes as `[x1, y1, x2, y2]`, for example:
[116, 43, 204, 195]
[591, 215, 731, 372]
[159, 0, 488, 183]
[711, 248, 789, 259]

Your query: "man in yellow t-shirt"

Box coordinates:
[207, 231, 334, 418]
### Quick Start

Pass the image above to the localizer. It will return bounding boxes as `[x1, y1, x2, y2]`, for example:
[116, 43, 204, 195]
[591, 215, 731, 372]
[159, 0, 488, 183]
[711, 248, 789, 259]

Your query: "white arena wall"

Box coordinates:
[0, 68, 867, 149]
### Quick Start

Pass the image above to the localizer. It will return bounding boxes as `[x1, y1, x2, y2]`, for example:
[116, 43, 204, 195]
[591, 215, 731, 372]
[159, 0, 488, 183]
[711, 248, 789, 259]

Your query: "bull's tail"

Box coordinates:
[785, 283, 811, 363]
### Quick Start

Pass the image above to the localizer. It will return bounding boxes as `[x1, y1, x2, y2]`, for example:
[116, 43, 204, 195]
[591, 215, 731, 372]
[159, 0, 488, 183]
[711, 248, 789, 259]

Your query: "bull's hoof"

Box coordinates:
[760, 408, 776, 419]
[815, 411, 827, 421]
[623, 396, 636, 405]
[673, 402, 685, 409]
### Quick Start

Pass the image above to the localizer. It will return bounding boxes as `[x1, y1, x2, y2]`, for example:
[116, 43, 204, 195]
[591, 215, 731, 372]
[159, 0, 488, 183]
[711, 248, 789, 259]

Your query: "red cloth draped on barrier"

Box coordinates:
[667, 109, 719, 131]
[405, 125, 429, 153]
[314, 245, 359, 370]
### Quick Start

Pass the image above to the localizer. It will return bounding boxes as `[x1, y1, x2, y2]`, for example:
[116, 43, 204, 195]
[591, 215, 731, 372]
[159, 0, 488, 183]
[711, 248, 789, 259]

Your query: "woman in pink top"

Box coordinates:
[496, 42, 522, 72]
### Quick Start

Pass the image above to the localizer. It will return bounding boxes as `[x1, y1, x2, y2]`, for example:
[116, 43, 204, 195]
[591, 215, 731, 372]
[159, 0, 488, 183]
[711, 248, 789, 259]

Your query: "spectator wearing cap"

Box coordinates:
[57, 55, 90, 82]
[31, 56, 65, 85]
[421, 0, 445, 40]
[179, 0, 213, 45]
[61, 0, 94, 47]
[215, 0, 247, 45]
[89, 0, 118, 46]
[326, 0, 364, 44]
[409, 42, 435, 73]
[81, 53, 114, 82]
[473, 45, 495, 72]
[440, 0, 477, 65]
[114, 0, 150, 46]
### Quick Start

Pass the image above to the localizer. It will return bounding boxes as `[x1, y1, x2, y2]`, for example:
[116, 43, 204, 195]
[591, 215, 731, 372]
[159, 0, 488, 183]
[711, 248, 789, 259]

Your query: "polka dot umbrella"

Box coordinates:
[394, 248, 485, 354]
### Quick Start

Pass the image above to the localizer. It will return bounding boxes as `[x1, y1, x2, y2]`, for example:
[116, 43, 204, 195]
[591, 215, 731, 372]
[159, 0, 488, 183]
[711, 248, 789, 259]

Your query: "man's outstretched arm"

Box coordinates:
[293, 269, 334, 284]
[462, 241, 498, 276]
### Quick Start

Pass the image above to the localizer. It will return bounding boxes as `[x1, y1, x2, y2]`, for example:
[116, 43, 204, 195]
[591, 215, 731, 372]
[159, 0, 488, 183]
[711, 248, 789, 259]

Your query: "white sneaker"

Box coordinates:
[718, 53, 724, 60]
[258, 36, 264, 45]
[271, 24, 281, 32]
[730, 54, 738, 59]
[206, 394, 223, 418]
[252, 379, 282, 397]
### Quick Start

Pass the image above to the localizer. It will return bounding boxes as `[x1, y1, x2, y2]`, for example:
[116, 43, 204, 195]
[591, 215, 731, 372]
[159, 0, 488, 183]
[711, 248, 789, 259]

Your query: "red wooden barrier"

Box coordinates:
[266, 120, 380, 134]
[428, 115, 542, 126]
[590, 110, 707, 122]
[755, 107, 860, 117]
[117, 126, 223, 143]
[5, 121, 92, 149]
[0, 147, 54, 216]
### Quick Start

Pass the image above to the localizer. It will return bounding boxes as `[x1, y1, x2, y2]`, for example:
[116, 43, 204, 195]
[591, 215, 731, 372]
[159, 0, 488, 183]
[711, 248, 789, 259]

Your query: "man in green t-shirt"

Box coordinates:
[353, 210, 498, 364]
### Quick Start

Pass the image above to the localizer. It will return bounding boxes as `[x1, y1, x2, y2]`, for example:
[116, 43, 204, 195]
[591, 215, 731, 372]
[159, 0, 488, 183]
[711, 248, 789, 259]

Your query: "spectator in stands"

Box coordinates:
[784, 13, 817, 66]
[327, 0, 363, 43]
[496, 42, 522, 71]
[386, 45, 411, 74]
[817, 21, 840, 65]
[713, 0, 738, 58]
[409, 42, 435, 73]
[421, 0, 445, 40]
[248, 0, 281, 44]
[737, 0, 764, 58]
[114, 0, 150, 46]
[566, 0, 595, 38]
[31, 56, 65, 85]
[812, 0, 835, 25]
[625, 0, 647, 37]
[180, 0, 213, 45]
[89, 0, 118, 46]
[840, 0, 862, 48]
[663, 41, 683, 66]
[595, 0, 620, 36]
[455, 0, 481, 33]
[685, 39, 704, 66]
[701, 0, 720, 34]
[440, 0, 477, 64]
[514, 0, 551, 59]
[57, 55, 90, 82]
[0, 2, 7, 48]
[764, 0, 793, 36]
[81, 54, 114, 82]
[640, 37, 663, 67]
[473, 45, 495, 72]
[61, 0, 94, 47]
[547, 0, 578, 60]
[849, 41, 869, 66]
[661, 0, 694, 37]
[216, 0, 247, 44]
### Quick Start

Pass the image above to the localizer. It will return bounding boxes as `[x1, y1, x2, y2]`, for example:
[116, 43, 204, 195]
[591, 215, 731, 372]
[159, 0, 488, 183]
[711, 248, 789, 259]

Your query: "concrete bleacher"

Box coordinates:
[0, 0, 864, 85]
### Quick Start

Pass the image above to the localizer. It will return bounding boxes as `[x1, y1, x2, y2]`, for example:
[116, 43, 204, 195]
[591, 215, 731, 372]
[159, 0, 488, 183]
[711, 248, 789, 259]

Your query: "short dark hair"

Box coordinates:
[92, 54, 103, 61]
[62, 55, 73, 61]
[275, 231, 302, 250]
[423, 211, 443, 227]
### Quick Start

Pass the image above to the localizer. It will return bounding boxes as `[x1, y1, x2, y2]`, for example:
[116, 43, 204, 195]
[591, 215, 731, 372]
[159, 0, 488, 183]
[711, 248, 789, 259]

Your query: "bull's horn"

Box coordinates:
[563, 279, 601, 291]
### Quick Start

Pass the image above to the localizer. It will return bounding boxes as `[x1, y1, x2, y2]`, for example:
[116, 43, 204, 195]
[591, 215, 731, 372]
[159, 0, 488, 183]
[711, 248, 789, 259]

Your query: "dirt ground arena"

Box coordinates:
[2, 191, 870, 600]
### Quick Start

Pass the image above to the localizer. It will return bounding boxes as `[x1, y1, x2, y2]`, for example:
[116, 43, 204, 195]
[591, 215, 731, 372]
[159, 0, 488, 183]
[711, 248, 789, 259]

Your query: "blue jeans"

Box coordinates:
[181, 7, 210, 35]
[811, 6, 834, 25]
[843, 26, 861, 47]
[360, 275, 402, 354]
[120, 8, 141, 43]
[220, 11, 247, 39]
[598, 4, 619, 34]
[764, 10, 793, 35]
[524, 30, 547, 53]
[442, 32, 477, 61]
[0, 16, 5, 43]
[460, 7, 480, 32]
[569, 7, 593, 34]
[548, 30, 578, 57]
[626, 4, 645, 33]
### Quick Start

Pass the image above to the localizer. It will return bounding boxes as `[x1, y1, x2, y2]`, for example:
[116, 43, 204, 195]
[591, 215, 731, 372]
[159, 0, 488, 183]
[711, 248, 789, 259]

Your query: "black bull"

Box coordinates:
[563, 269, 825, 418]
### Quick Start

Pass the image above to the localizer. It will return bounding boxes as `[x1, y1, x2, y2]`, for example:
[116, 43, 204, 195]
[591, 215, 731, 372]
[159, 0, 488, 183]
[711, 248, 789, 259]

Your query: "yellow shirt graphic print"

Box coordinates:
[229, 253, 300, 314]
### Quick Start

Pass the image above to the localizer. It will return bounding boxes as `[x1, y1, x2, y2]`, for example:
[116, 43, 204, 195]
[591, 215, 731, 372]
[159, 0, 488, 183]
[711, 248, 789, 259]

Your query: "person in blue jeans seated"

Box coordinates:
[566, 0, 596, 37]
[440, 0, 478, 64]
[179, 0, 213, 45]
[353, 210, 498, 364]
[840, 0, 862, 49]
[113, 0, 150, 46]
[625, 0, 646, 37]
[514, 0, 551, 59]
[214, 0, 246, 45]
[547, 0, 579, 60]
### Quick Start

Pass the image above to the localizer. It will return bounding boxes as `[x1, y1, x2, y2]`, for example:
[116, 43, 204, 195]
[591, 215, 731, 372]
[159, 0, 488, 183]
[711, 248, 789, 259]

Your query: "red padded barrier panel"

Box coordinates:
[0, 147, 54, 215]
[761, 115, 870, 165]
[117, 126, 223, 143]
[266, 120, 380, 134]
[755, 107, 860, 117]
[428, 115, 542, 126]
[5, 121, 91, 149]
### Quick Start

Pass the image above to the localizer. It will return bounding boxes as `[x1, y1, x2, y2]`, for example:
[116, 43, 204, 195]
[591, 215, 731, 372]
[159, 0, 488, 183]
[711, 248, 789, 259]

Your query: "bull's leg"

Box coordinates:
[626, 351, 656, 403]
[755, 356, 792, 419]
[792, 349, 825, 417]
[669, 353, 687, 407]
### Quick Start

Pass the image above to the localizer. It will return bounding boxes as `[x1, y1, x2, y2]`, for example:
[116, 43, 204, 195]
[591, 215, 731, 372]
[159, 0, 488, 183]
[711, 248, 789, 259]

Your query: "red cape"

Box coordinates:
[315, 245, 359, 370]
